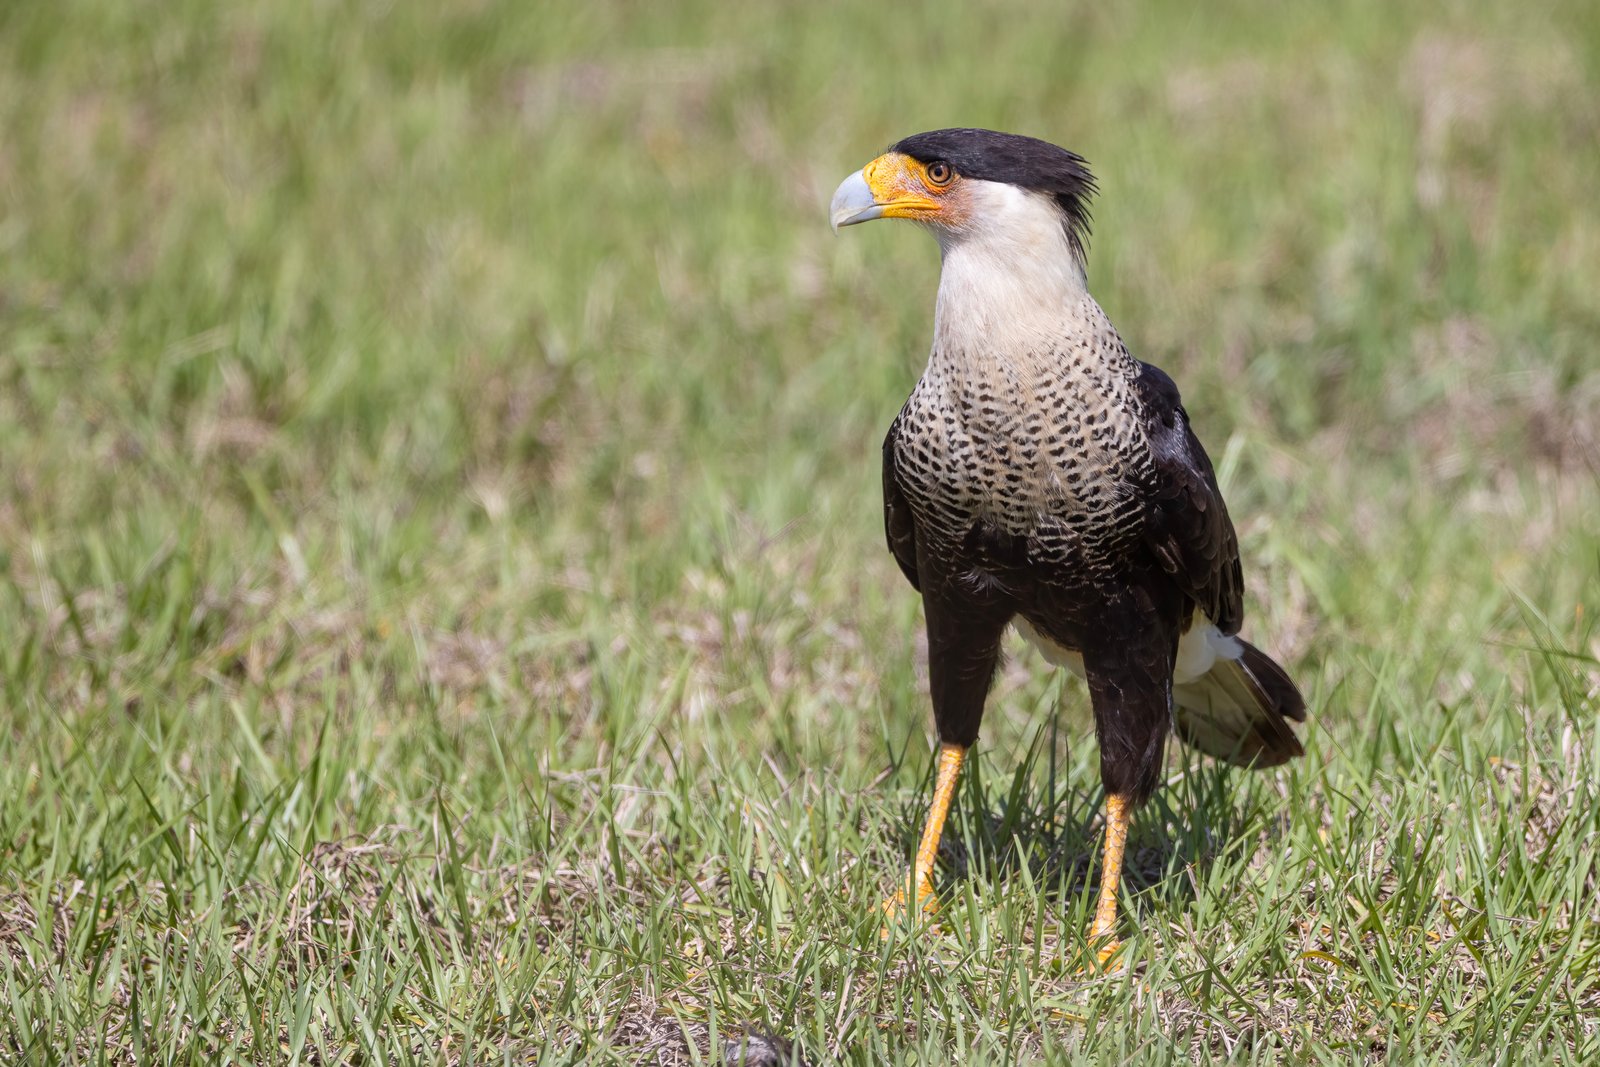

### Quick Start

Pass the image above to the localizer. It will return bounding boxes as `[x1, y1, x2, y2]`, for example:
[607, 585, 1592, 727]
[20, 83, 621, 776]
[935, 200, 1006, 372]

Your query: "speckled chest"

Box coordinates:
[890, 335, 1155, 566]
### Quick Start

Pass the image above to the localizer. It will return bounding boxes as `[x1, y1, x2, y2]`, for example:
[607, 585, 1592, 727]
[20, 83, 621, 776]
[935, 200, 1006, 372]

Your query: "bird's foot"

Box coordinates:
[1076, 935, 1125, 975]
[879, 882, 938, 937]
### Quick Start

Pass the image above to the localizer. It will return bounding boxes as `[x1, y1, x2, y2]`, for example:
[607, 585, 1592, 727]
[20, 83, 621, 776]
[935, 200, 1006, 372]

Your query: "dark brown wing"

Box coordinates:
[882, 418, 922, 592]
[1133, 361, 1243, 635]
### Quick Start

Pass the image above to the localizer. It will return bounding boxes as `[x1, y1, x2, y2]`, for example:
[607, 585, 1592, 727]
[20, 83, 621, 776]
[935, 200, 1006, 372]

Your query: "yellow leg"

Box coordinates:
[883, 742, 966, 922]
[1086, 793, 1131, 968]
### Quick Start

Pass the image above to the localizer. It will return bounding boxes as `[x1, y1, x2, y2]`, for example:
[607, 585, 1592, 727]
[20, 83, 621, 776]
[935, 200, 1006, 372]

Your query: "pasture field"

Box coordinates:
[2, 1, 1598, 1062]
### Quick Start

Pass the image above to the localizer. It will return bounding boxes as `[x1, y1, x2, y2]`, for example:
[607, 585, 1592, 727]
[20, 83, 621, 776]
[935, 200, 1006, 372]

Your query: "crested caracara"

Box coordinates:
[830, 128, 1306, 965]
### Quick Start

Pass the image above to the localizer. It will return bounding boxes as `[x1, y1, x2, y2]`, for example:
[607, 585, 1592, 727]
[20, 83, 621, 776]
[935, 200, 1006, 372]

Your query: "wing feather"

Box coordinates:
[882, 419, 922, 592]
[1133, 362, 1243, 635]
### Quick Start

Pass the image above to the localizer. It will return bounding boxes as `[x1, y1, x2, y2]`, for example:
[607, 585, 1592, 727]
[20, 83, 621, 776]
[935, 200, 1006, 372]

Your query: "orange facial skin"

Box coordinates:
[861, 152, 967, 228]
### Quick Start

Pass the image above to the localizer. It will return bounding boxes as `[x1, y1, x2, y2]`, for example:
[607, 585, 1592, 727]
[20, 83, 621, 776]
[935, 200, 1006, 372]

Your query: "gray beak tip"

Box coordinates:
[829, 169, 882, 233]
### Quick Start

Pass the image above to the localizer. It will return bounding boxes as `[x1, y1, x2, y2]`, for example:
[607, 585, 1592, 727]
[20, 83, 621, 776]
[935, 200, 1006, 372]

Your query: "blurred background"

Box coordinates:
[2, 0, 1597, 1061]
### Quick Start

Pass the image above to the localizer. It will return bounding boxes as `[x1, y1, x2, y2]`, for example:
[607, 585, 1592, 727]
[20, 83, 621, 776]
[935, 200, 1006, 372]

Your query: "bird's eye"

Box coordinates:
[925, 161, 953, 187]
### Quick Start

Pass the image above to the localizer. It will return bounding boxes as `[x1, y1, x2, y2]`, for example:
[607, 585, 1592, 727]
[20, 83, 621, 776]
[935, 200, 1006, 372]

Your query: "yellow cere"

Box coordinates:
[862, 152, 946, 222]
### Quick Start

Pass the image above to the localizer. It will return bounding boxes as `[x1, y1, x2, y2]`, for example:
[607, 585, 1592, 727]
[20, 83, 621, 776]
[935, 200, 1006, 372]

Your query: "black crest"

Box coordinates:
[890, 128, 1097, 260]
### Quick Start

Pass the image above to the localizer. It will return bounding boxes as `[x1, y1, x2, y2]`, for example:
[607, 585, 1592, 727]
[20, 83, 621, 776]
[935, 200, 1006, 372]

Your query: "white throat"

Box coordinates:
[929, 181, 1090, 360]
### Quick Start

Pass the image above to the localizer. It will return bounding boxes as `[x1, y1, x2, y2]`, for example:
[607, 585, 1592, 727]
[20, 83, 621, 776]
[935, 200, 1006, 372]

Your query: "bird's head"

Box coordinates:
[829, 128, 1097, 264]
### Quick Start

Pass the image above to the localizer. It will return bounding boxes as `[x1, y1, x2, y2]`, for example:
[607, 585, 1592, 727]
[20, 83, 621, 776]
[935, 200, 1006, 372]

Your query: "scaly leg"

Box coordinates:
[1086, 792, 1131, 968]
[883, 742, 966, 921]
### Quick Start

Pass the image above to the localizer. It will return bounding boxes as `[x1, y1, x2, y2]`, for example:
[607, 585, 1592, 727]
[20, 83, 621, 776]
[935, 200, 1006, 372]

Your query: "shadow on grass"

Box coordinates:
[886, 714, 1288, 921]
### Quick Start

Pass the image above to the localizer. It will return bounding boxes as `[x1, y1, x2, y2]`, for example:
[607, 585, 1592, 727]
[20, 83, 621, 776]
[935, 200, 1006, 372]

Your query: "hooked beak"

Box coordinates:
[829, 153, 942, 233]
[829, 169, 882, 232]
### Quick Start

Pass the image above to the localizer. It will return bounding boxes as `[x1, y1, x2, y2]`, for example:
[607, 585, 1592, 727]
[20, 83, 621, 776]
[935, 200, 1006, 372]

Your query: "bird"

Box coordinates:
[829, 128, 1306, 964]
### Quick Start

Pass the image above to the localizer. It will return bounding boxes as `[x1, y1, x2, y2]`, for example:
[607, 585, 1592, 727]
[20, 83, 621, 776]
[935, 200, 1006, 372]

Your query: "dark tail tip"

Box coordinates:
[1238, 639, 1307, 724]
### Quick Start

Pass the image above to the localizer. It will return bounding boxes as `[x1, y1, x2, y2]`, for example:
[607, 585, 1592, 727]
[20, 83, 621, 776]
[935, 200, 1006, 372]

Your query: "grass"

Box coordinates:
[2, 0, 1599, 1062]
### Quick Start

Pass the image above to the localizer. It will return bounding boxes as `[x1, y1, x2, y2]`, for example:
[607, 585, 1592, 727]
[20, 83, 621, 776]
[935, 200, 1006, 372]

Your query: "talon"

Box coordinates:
[880, 885, 937, 918]
[879, 882, 939, 937]
[1079, 937, 1125, 974]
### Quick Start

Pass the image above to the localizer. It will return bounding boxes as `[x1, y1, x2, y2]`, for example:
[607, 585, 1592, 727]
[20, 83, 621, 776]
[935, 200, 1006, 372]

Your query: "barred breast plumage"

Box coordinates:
[890, 294, 1155, 572]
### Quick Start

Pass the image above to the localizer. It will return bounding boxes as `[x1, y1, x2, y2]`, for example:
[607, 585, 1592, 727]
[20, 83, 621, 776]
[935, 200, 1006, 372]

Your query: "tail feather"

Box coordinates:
[1173, 639, 1306, 767]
